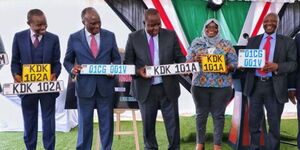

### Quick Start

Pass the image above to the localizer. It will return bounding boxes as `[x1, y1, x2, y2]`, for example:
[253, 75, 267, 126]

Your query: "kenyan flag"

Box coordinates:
[143, 0, 287, 52]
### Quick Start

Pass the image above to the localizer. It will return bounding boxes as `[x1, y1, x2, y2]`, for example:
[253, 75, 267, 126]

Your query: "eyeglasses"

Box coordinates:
[206, 25, 218, 29]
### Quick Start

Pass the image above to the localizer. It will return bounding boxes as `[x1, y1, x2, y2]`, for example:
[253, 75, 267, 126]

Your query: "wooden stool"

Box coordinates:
[95, 109, 140, 150]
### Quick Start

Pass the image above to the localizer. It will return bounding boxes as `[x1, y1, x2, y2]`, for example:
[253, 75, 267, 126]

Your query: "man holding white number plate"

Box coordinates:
[243, 13, 297, 150]
[63, 7, 121, 150]
[10, 9, 61, 150]
[124, 8, 186, 150]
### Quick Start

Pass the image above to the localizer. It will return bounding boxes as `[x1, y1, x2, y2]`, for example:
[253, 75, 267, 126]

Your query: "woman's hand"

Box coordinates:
[194, 54, 207, 63]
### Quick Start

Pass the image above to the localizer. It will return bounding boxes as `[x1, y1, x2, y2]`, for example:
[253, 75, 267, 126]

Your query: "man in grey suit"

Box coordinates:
[243, 13, 297, 150]
[124, 8, 186, 150]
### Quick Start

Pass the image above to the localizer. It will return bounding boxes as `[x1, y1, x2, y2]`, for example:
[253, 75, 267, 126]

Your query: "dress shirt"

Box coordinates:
[255, 33, 276, 77]
[30, 29, 42, 44]
[145, 30, 162, 85]
[85, 28, 100, 50]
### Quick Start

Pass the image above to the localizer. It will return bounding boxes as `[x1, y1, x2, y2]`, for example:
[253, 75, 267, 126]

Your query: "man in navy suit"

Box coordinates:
[63, 7, 121, 150]
[11, 9, 61, 150]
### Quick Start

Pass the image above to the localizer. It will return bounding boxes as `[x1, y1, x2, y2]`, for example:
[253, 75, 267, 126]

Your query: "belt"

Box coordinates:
[152, 83, 163, 86]
[255, 76, 272, 82]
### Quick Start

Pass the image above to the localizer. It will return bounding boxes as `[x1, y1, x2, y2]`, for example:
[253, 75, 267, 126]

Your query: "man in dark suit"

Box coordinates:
[288, 33, 300, 150]
[124, 8, 186, 150]
[11, 9, 61, 150]
[243, 13, 297, 150]
[63, 7, 121, 150]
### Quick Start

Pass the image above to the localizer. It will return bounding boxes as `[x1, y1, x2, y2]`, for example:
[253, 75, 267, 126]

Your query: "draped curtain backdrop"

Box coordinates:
[105, 0, 147, 31]
[278, 2, 300, 37]
[171, 0, 251, 45]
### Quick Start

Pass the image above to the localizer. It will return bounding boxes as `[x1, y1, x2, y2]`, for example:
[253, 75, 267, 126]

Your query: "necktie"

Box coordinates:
[90, 35, 98, 58]
[149, 36, 154, 64]
[149, 36, 155, 84]
[258, 35, 272, 75]
[33, 34, 39, 48]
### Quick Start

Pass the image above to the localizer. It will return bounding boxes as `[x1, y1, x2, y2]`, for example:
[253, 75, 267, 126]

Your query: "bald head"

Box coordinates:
[81, 7, 101, 35]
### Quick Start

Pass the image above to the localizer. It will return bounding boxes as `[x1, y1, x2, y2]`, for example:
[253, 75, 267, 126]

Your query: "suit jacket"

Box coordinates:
[243, 34, 297, 103]
[124, 29, 186, 103]
[289, 33, 300, 98]
[63, 28, 121, 98]
[11, 29, 61, 81]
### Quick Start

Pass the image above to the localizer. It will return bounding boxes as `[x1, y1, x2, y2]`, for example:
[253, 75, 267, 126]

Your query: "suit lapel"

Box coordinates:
[255, 35, 264, 49]
[142, 31, 152, 65]
[42, 33, 48, 63]
[158, 30, 164, 64]
[24, 30, 32, 63]
[80, 29, 94, 58]
[97, 29, 105, 59]
[273, 34, 281, 62]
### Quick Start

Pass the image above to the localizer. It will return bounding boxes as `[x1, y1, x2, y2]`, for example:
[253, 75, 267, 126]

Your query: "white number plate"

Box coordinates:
[146, 62, 200, 76]
[80, 64, 135, 75]
[238, 49, 265, 68]
[3, 80, 64, 95]
[0, 53, 9, 65]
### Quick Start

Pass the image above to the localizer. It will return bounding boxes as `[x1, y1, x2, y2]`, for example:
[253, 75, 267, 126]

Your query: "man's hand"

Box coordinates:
[221, 64, 234, 75]
[107, 74, 114, 78]
[50, 73, 57, 81]
[262, 62, 278, 72]
[183, 60, 193, 76]
[137, 66, 151, 78]
[288, 90, 297, 104]
[13, 74, 22, 83]
[185, 59, 193, 63]
[71, 64, 82, 75]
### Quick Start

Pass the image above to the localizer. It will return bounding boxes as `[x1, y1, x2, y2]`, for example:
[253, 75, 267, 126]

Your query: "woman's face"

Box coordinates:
[205, 22, 218, 38]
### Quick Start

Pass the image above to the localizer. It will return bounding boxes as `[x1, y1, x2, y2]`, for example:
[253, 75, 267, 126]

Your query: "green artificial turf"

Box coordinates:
[0, 117, 297, 150]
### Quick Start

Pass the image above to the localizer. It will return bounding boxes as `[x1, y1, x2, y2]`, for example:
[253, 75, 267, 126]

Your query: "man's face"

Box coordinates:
[263, 14, 278, 34]
[144, 14, 161, 36]
[28, 15, 47, 35]
[83, 11, 101, 35]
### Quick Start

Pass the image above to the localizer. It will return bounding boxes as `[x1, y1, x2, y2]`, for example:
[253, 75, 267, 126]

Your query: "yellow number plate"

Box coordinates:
[22, 64, 51, 82]
[202, 54, 226, 73]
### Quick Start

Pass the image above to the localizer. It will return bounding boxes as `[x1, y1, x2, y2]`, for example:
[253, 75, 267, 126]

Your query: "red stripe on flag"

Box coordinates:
[250, 2, 271, 37]
[151, 0, 187, 55]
